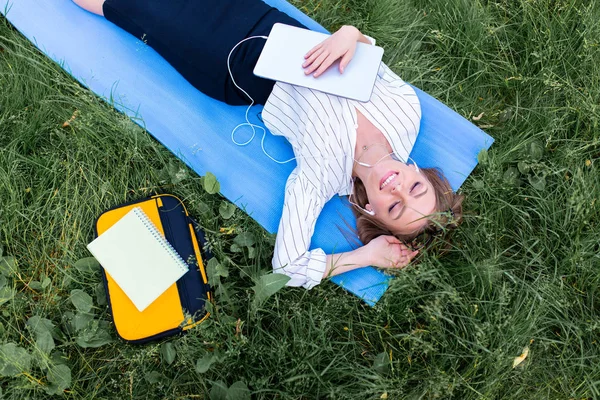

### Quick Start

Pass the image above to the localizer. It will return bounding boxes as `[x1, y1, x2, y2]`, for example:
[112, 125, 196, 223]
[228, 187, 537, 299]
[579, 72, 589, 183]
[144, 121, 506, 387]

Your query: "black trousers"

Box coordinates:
[103, 0, 306, 105]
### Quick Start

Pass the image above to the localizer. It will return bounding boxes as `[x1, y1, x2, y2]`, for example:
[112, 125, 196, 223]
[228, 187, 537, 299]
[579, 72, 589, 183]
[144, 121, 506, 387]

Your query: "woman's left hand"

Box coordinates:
[302, 25, 361, 78]
[364, 235, 419, 270]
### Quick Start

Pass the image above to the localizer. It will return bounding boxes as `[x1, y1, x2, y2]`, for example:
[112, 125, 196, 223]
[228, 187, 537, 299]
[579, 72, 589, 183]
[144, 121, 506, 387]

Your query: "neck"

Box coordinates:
[352, 144, 392, 180]
[353, 108, 393, 179]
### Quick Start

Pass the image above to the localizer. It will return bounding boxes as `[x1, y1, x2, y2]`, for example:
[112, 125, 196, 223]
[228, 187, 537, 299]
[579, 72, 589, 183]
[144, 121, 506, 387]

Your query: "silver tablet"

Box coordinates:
[254, 23, 384, 102]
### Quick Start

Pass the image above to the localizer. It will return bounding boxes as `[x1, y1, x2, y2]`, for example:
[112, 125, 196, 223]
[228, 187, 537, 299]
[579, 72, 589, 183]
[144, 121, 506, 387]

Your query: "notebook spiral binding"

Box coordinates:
[132, 207, 189, 273]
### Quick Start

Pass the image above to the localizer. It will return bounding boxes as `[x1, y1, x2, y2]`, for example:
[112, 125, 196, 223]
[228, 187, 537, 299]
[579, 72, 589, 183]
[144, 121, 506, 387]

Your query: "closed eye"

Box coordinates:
[389, 200, 402, 213]
[411, 182, 428, 198]
[391, 201, 406, 219]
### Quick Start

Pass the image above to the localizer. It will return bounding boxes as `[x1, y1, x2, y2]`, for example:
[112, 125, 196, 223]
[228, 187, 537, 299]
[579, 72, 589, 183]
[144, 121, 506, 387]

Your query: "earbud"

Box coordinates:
[359, 207, 375, 216]
[348, 192, 376, 216]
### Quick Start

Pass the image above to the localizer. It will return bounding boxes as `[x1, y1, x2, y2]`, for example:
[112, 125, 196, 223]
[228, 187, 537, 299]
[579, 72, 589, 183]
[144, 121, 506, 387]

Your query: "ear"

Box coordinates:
[365, 204, 373, 212]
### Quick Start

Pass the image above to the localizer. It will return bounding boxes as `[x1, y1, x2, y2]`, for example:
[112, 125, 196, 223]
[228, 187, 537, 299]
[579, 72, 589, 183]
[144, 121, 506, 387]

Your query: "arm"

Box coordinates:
[303, 25, 374, 77]
[272, 169, 329, 289]
[323, 235, 419, 279]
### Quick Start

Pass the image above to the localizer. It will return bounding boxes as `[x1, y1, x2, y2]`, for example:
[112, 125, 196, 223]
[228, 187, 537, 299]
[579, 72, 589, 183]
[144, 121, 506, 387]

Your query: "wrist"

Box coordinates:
[341, 25, 361, 41]
[324, 247, 371, 278]
[353, 244, 374, 267]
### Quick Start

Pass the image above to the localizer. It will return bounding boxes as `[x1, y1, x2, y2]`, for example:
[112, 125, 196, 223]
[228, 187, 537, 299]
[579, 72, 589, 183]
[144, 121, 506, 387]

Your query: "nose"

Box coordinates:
[391, 183, 402, 193]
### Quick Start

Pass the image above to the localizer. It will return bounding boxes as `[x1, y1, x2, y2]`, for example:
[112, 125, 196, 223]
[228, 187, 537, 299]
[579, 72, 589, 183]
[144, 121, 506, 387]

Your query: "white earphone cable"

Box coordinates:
[227, 35, 296, 164]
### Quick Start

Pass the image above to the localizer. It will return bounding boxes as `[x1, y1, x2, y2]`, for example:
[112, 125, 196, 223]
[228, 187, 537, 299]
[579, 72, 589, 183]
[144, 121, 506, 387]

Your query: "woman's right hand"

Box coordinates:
[302, 25, 361, 78]
[364, 235, 419, 270]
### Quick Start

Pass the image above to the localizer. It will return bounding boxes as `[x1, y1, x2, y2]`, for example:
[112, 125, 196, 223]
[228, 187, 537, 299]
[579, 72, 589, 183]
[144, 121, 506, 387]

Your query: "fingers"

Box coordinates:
[302, 47, 325, 69]
[303, 50, 329, 75]
[313, 54, 337, 77]
[383, 235, 402, 245]
[304, 42, 323, 59]
[388, 249, 419, 269]
[339, 49, 355, 73]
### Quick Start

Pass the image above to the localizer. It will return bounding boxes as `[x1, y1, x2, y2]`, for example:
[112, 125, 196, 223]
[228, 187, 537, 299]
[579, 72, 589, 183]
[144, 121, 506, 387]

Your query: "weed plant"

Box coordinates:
[1, 0, 599, 398]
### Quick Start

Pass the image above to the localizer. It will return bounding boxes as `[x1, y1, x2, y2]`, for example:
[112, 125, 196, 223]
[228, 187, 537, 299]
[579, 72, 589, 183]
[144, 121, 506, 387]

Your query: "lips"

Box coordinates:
[379, 171, 398, 190]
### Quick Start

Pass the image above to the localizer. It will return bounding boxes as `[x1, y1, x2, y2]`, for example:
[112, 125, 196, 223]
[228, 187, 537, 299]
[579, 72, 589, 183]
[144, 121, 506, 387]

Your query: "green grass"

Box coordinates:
[1, 0, 599, 398]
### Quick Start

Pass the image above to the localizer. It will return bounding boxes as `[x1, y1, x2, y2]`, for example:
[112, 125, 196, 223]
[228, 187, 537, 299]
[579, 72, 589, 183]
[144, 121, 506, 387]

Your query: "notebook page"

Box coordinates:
[87, 207, 189, 311]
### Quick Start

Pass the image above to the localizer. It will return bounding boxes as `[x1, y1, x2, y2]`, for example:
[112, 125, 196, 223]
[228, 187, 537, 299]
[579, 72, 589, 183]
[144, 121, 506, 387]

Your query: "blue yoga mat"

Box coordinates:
[1, 0, 493, 305]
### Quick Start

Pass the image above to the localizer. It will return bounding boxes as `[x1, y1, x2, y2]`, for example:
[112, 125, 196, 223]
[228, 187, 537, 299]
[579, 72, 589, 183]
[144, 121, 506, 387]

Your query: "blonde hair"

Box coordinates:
[351, 167, 464, 248]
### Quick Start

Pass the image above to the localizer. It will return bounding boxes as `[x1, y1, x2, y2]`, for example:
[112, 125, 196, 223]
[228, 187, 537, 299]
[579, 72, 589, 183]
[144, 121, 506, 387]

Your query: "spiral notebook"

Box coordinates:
[87, 207, 189, 311]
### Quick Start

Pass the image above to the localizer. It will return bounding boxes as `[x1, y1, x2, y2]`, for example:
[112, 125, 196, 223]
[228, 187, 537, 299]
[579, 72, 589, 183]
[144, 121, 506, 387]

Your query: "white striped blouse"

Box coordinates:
[262, 62, 422, 289]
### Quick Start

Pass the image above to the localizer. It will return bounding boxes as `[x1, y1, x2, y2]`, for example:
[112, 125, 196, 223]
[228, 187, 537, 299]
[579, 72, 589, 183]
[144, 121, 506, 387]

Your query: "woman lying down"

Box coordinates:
[73, 0, 464, 289]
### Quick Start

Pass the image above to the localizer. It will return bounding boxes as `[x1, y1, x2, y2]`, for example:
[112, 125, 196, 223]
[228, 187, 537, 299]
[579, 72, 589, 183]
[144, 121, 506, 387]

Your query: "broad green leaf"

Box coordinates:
[252, 273, 290, 305]
[203, 300, 214, 314]
[47, 364, 71, 392]
[76, 333, 112, 348]
[29, 281, 43, 290]
[0, 256, 16, 276]
[26, 316, 55, 335]
[0, 286, 15, 306]
[528, 174, 546, 191]
[74, 257, 100, 273]
[0, 343, 31, 377]
[62, 312, 76, 335]
[70, 289, 93, 313]
[95, 282, 107, 306]
[41, 277, 52, 289]
[0, 275, 6, 288]
[219, 202, 236, 219]
[230, 243, 243, 253]
[233, 232, 255, 247]
[161, 342, 177, 365]
[43, 383, 62, 396]
[503, 167, 520, 186]
[203, 172, 220, 194]
[528, 141, 544, 161]
[26, 316, 57, 354]
[76, 320, 112, 348]
[517, 161, 530, 174]
[209, 380, 228, 400]
[36, 331, 55, 354]
[471, 179, 484, 190]
[373, 351, 390, 374]
[197, 201, 212, 215]
[228, 381, 251, 400]
[195, 353, 216, 373]
[215, 263, 229, 278]
[73, 312, 95, 332]
[207, 258, 223, 284]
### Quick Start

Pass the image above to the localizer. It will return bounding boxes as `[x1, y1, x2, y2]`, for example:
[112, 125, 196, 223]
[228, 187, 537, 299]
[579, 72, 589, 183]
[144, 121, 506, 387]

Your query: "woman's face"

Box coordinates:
[362, 159, 437, 234]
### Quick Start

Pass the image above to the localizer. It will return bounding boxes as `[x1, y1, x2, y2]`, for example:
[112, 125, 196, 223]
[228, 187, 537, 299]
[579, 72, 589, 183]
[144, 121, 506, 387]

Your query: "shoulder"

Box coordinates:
[373, 64, 421, 119]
